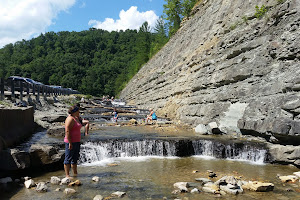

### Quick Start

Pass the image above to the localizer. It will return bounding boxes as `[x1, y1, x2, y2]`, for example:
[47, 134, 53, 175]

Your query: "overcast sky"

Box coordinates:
[0, 0, 165, 48]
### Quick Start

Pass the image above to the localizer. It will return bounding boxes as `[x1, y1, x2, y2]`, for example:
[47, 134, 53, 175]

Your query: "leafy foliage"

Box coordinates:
[0, 1, 199, 97]
[254, 5, 267, 19]
[0, 25, 168, 97]
[163, 0, 198, 37]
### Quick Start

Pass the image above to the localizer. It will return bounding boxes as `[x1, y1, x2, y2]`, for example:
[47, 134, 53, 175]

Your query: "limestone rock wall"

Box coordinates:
[120, 0, 300, 144]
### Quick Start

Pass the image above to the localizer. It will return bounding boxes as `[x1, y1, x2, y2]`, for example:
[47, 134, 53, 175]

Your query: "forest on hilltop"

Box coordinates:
[0, 0, 198, 97]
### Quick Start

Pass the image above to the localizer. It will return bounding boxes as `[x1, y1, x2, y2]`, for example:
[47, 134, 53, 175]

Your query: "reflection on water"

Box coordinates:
[8, 157, 300, 200]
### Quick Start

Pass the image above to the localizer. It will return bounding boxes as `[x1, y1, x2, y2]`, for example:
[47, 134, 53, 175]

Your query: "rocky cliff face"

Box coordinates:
[120, 0, 300, 145]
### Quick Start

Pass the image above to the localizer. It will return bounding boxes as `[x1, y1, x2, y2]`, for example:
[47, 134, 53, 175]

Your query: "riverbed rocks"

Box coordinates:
[93, 195, 104, 200]
[242, 181, 274, 192]
[68, 180, 82, 186]
[173, 182, 189, 193]
[61, 177, 71, 185]
[293, 171, 300, 178]
[36, 182, 48, 192]
[173, 175, 275, 197]
[40, 114, 66, 124]
[92, 176, 100, 182]
[111, 191, 126, 198]
[64, 188, 76, 194]
[195, 178, 212, 185]
[267, 143, 300, 166]
[47, 126, 65, 137]
[50, 176, 61, 185]
[29, 144, 64, 167]
[278, 175, 298, 183]
[24, 179, 35, 189]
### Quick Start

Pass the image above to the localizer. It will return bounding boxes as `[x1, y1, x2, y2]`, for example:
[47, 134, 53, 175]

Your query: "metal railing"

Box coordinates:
[0, 77, 80, 101]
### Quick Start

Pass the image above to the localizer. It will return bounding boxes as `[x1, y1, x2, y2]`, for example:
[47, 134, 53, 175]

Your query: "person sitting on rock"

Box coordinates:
[75, 103, 89, 136]
[146, 108, 157, 124]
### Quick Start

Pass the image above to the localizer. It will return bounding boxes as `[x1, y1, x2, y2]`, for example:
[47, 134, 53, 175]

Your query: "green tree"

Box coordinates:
[163, 0, 182, 37]
[150, 17, 168, 58]
[182, 0, 198, 17]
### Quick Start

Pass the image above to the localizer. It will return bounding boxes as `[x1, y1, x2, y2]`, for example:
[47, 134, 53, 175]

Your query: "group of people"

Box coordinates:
[63, 104, 157, 178]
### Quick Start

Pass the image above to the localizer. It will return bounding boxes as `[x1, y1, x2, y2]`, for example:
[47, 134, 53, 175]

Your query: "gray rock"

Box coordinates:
[173, 182, 189, 193]
[61, 177, 71, 185]
[50, 176, 61, 185]
[215, 176, 237, 186]
[36, 182, 48, 192]
[64, 188, 76, 194]
[24, 179, 35, 189]
[268, 143, 300, 165]
[191, 188, 200, 193]
[92, 176, 100, 182]
[195, 178, 212, 185]
[41, 115, 66, 123]
[47, 126, 65, 137]
[293, 171, 300, 178]
[220, 184, 243, 195]
[202, 186, 217, 194]
[29, 144, 64, 167]
[93, 195, 104, 200]
[195, 124, 208, 135]
[111, 191, 126, 198]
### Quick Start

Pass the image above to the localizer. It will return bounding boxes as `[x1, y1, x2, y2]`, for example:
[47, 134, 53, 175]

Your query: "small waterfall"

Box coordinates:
[79, 139, 267, 165]
[192, 140, 267, 164]
[79, 140, 177, 164]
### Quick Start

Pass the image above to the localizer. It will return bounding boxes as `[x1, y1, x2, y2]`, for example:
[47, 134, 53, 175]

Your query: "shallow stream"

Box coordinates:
[3, 126, 300, 200]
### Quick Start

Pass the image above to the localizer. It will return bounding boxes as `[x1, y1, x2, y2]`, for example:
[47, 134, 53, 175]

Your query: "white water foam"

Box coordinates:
[79, 139, 267, 166]
[81, 156, 179, 166]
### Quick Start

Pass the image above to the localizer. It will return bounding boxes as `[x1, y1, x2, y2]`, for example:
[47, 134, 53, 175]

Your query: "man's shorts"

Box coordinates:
[64, 142, 81, 165]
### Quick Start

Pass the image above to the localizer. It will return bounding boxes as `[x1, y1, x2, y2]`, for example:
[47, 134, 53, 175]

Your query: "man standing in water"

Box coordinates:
[64, 105, 82, 178]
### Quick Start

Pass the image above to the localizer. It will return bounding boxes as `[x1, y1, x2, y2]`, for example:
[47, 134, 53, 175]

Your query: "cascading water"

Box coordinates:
[79, 139, 177, 164]
[192, 140, 267, 164]
[79, 139, 267, 165]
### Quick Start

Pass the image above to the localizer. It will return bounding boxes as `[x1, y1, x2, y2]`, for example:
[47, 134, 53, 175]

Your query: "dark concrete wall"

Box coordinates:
[0, 107, 35, 150]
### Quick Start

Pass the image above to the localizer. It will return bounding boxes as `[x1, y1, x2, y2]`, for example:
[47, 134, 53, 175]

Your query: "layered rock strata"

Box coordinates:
[120, 0, 300, 146]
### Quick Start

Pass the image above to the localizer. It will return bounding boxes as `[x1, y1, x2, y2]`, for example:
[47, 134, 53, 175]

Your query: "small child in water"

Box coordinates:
[113, 108, 118, 123]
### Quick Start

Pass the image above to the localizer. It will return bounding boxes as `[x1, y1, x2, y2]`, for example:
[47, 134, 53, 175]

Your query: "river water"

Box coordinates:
[4, 126, 300, 200]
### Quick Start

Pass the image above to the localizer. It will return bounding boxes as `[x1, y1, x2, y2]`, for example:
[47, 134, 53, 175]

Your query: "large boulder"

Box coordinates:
[47, 126, 65, 137]
[29, 144, 64, 167]
[267, 143, 300, 166]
